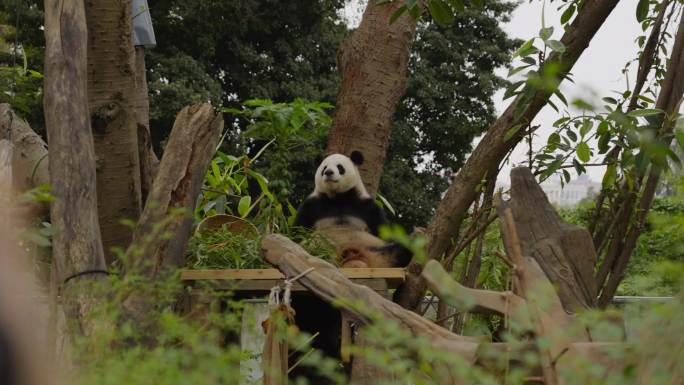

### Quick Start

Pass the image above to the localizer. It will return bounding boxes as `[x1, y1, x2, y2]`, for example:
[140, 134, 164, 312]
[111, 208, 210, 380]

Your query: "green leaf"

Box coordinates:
[577, 142, 591, 162]
[579, 119, 593, 137]
[389, 5, 408, 24]
[637, 94, 655, 104]
[602, 163, 617, 188]
[628, 108, 664, 118]
[514, 38, 535, 58]
[504, 124, 523, 141]
[562, 169, 571, 183]
[560, 4, 576, 24]
[447, 0, 465, 12]
[237, 195, 252, 218]
[636, 0, 649, 22]
[507, 65, 531, 77]
[427, 0, 454, 25]
[554, 89, 568, 106]
[521, 56, 537, 65]
[547, 39, 565, 53]
[539, 26, 554, 41]
[602, 97, 618, 105]
[675, 131, 684, 153]
[547, 132, 561, 146]
[376, 193, 396, 216]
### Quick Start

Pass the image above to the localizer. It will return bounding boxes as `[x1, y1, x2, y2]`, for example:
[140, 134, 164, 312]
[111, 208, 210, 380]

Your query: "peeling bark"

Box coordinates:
[398, 0, 620, 310]
[0, 104, 49, 192]
[509, 167, 597, 311]
[326, 0, 417, 195]
[122, 104, 222, 324]
[133, 46, 159, 204]
[86, 0, 143, 262]
[44, 0, 107, 335]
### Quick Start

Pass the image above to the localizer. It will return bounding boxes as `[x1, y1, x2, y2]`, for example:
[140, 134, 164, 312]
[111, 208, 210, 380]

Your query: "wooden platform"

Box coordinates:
[180, 268, 406, 292]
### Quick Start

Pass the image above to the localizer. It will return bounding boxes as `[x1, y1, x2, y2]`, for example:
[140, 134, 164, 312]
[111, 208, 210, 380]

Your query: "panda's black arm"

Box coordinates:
[364, 200, 389, 236]
[293, 199, 318, 229]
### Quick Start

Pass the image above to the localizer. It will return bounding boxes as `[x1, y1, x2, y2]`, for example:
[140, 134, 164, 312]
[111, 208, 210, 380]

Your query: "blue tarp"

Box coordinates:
[132, 0, 156, 48]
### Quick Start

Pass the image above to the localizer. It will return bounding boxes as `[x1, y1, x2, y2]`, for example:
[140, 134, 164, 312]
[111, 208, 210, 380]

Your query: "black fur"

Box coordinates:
[350, 150, 364, 166]
[294, 189, 387, 235]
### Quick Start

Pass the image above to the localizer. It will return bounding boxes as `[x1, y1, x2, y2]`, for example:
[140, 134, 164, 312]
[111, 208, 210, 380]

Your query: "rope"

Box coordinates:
[267, 267, 315, 307]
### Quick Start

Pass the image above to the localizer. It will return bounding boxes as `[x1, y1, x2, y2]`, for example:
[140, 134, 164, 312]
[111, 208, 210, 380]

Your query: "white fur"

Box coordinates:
[313, 153, 369, 198]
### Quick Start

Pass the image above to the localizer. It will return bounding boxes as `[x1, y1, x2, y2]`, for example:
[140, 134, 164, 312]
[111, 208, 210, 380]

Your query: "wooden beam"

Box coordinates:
[180, 267, 405, 282]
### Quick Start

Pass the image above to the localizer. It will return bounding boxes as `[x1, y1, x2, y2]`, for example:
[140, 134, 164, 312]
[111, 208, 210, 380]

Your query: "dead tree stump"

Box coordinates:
[509, 167, 597, 311]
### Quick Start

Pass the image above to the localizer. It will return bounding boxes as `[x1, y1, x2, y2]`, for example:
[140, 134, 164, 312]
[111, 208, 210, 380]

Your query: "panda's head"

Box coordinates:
[313, 151, 368, 198]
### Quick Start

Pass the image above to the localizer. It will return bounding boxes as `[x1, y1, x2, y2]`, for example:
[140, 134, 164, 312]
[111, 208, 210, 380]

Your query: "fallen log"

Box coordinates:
[260, 234, 480, 360]
[422, 260, 531, 330]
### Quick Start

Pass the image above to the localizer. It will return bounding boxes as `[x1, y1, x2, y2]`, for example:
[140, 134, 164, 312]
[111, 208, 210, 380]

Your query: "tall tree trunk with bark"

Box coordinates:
[86, 0, 143, 262]
[133, 46, 159, 204]
[326, 0, 417, 195]
[44, 0, 108, 335]
[397, 0, 621, 310]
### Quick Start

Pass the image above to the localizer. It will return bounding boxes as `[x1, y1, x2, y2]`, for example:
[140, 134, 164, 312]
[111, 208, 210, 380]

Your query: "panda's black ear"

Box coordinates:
[314, 154, 323, 165]
[350, 150, 364, 166]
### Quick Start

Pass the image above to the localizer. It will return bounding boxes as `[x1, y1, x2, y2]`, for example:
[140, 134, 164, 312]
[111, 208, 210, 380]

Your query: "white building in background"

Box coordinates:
[540, 174, 600, 207]
[497, 174, 600, 207]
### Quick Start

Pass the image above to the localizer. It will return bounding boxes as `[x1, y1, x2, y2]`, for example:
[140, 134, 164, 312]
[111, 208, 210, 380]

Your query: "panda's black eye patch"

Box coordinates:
[337, 164, 346, 175]
[321, 165, 327, 176]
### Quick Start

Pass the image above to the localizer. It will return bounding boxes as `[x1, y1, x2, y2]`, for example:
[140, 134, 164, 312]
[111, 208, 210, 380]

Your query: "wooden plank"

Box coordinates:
[180, 268, 405, 282]
[199, 277, 391, 292]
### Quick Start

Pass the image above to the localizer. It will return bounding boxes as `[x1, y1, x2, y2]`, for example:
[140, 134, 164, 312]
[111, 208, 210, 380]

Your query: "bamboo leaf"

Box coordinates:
[238, 195, 252, 218]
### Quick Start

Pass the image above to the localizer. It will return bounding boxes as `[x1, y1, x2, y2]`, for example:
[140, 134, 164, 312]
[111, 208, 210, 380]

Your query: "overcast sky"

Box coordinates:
[493, 1, 643, 183]
[343, 1, 671, 184]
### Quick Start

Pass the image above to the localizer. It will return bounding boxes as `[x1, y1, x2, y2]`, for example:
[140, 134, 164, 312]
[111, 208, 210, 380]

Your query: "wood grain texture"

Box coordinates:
[325, 0, 417, 195]
[43, 0, 107, 335]
[85, 0, 143, 262]
[122, 104, 222, 325]
[509, 167, 597, 311]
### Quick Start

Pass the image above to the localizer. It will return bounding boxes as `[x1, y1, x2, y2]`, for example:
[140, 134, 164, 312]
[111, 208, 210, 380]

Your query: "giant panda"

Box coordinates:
[294, 151, 411, 268]
[288, 151, 411, 384]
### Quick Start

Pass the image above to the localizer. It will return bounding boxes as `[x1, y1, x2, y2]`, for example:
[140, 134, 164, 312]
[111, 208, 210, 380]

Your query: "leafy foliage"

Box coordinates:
[187, 227, 337, 269]
[147, 0, 347, 148]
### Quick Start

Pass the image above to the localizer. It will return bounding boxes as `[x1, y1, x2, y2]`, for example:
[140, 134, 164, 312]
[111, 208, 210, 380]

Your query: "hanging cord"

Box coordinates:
[62, 269, 111, 286]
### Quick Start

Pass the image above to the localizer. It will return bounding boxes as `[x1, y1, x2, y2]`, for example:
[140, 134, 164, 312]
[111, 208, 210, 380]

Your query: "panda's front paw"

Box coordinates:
[339, 246, 370, 268]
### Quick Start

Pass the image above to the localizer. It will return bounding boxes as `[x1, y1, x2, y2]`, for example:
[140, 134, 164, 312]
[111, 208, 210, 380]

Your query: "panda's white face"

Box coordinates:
[313, 153, 368, 198]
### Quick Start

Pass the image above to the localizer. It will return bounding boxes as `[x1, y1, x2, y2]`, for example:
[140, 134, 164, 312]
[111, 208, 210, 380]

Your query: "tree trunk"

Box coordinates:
[398, 0, 620, 310]
[133, 46, 159, 204]
[122, 104, 222, 326]
[0, 104, 49, 192]
[325, 0, 417, 195]
[597, 11, 684, 306]
[509, 167, 597, 311]
[86, 0, 143, 263]
[43, 0, 108, 335]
